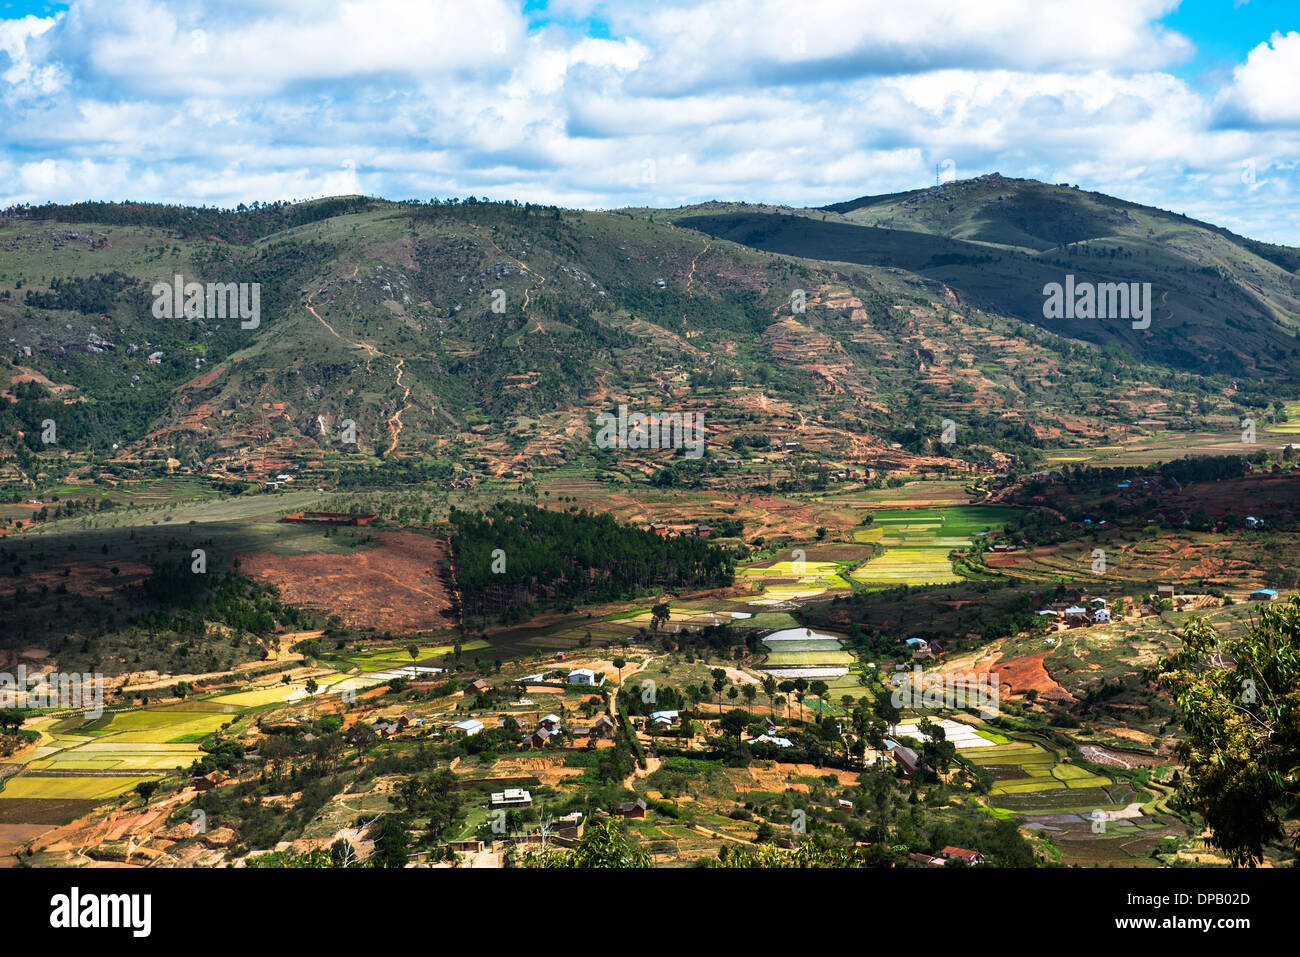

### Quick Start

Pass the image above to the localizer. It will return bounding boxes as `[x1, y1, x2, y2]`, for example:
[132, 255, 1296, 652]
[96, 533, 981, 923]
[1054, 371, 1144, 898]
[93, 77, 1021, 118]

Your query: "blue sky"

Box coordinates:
[1, 0, 1299, 243]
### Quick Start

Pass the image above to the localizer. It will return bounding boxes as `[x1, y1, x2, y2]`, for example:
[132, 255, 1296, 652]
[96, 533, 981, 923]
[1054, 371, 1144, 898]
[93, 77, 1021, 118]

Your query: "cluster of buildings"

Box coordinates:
[1037, 596, 1111, 626]
[905, 637, 944, 661]
[1155, 584, 1278, 605]
[744, 716, 793, 749]
[646, 522, 715, 538]
[636, 709, 681, 732]
[447, 709, 615, 749]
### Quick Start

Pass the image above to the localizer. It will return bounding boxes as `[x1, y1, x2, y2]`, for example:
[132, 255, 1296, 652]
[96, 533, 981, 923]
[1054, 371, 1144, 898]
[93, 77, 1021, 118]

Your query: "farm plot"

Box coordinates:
[1, 775, 153, 801]
[893, 718, 1000, 749]
[737, 557, 854, 601]
[349, 639, 490, 671]
[760, 628, 853, 679]
[963, 739, 1113, 796]
[851, 506, 1015, 587]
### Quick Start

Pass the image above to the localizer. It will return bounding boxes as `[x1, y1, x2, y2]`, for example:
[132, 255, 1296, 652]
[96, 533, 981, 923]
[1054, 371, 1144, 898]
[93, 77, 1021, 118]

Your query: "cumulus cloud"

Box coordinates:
[0, 0, 1297, 244]
[1216, 31, 1300, 128]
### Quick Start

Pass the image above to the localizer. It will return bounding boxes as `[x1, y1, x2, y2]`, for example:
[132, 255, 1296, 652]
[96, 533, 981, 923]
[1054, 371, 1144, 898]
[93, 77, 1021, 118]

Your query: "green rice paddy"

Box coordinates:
[851, 506, 1016, 587]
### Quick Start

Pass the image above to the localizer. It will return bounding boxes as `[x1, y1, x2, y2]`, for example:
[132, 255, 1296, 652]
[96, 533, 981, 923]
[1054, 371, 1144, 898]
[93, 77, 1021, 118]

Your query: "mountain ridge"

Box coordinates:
[1, 177, 1296, 489]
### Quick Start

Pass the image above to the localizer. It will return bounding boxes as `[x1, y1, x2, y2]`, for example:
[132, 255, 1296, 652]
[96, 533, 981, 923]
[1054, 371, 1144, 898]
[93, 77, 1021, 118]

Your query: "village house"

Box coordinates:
[940, 846, 986, 865]
[490, 788, 533, 809]
[909, 852, 946, 867]
[523, 727, 553, 749]
[192, 770, 227, 792]
[552, 811, 585, 840]
[1250, 588, 1279, 602]
[567, 668, 599, 686]
[887, 741, 921, 776]
[449, 718, 484, 737]
[613, 798, 648, 819]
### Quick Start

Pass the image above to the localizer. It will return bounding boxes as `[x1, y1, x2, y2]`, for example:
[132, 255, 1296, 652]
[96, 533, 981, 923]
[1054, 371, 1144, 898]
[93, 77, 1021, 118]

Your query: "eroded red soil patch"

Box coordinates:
[988, 651, 1072, 701]
[239, 531, 455, 631]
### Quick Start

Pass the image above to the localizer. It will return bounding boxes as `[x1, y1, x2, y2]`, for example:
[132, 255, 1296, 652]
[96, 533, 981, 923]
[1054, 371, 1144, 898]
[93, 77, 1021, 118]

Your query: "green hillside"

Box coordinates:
[1, 180, 1297, 490]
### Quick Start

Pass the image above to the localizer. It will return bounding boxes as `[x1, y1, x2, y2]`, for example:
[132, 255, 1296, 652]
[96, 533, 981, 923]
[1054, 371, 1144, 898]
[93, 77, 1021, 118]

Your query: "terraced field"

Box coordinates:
[0, 669, 395, 835]
[852, 506, 1016, 587]
[967, 740, 1110, 795]
[760, 628, 853, 679]
[736, 557, 855, 602]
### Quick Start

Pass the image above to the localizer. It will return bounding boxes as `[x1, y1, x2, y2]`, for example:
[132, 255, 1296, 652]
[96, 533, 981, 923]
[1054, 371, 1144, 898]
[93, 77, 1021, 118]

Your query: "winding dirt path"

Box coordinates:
[384, 357, 412, 456]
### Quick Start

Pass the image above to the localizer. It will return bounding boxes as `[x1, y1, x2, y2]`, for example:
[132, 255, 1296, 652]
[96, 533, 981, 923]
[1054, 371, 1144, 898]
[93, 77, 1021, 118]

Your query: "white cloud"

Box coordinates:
[1218, 31, 1300, 127]
[0, 0, 1297, 245]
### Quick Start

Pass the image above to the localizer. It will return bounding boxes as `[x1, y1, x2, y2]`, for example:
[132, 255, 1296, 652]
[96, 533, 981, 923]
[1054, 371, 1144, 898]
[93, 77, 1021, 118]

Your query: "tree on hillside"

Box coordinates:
[520, 819, 649, 868]
[778, 680, 795, 720]
[874, 693, 902, 739]
[612, 657, 626, 685]
[711, 669, 728, 715]
[809, 679, 829, 716]
[1151, 600, 1300, 866]
[721, 709, 748, 747]
[134, 780, 160, 803]
[650, 602, 671, 634]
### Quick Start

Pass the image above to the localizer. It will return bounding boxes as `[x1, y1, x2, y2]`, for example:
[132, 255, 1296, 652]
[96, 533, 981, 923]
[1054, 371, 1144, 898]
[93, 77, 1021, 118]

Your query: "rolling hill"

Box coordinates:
[1, 177, 1297, 489]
